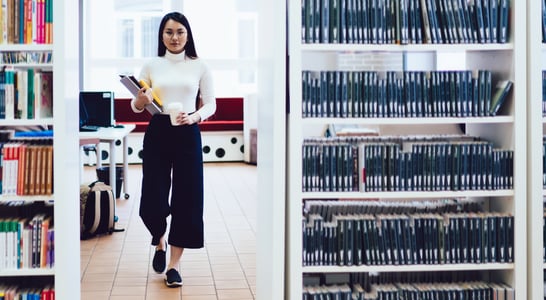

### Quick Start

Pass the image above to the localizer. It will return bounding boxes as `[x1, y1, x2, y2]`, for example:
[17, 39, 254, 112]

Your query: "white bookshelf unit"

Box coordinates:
[287, 0, 526, 299]
[0, 2, 81, 298]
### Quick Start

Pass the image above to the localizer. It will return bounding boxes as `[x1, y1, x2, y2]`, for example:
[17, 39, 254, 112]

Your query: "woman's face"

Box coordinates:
[162, 19, 187, 54]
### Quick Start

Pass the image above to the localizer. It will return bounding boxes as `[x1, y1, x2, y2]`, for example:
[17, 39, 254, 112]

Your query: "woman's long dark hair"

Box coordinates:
[157, 12, 198, 58]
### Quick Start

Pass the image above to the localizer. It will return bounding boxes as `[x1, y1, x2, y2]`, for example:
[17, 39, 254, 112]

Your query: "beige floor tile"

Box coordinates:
[110, 285, 146, 296]
[81, 291, 111, 300]
[182, 276, 215, 286]
[81, 281, 113, 292]
[113, 276, 148, 286]
[216, 288, 254, 300]
[178, 296, 218, 300]
[109, 296, 145, 300]
[212, 270, 246, 281]
[82, 273, 116, 283]
[146, 290, 183, 300]
[181, 285, 217, 295]
[213, 280, 250, 290]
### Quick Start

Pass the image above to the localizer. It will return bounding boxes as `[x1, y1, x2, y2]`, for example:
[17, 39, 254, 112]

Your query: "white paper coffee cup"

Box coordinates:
[166, 103, 183, 126]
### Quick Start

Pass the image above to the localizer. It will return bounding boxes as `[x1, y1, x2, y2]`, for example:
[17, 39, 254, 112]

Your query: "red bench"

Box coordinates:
[114, 97, 244, 132]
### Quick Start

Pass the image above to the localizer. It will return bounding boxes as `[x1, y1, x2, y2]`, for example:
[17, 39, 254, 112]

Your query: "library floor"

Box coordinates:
[80, 162, 257, 300]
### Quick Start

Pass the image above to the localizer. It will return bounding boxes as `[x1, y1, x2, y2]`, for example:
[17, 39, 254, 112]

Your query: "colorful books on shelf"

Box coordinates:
[119, 74, 163, 115]
[0, 67, 53, 120]
[0, 0, 53, 44]
[0, 214, 54, 270]
[0, 137, 53, 196]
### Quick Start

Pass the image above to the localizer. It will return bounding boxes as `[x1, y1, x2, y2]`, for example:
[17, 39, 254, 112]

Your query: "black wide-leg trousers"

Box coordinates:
[139, 114, 204, 249]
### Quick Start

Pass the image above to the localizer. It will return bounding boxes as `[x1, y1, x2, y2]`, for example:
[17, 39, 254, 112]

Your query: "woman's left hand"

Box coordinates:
[177, 112, 201, 125]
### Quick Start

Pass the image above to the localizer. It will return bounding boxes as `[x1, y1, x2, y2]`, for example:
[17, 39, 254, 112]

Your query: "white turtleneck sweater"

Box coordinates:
[131, 50, 216, 121]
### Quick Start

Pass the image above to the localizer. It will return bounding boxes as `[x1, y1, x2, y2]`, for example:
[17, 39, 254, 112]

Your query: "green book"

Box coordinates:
[489, 80, 513, 116]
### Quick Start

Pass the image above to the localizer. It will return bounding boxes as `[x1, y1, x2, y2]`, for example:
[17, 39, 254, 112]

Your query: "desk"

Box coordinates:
[80, 124, 135, 199]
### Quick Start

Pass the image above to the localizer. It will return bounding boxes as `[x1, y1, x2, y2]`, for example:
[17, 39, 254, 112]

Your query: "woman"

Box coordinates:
[131, 12, 215, 287]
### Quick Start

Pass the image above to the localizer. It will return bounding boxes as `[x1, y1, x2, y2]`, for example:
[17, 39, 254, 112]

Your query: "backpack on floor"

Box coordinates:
[80, 181, 124, 240]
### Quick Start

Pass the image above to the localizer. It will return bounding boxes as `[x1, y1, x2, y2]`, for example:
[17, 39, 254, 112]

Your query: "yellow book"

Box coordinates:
[139, 80, 163, 107]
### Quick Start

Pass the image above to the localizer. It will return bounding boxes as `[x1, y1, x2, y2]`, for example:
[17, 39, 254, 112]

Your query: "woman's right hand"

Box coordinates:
[135, 87, 153, 110]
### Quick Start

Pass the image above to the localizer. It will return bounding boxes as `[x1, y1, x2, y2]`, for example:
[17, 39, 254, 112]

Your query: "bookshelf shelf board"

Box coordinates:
[300, 43, 513, 53]
[0, 268, 55, 276]
[302, 117, 514, 126]
[302, 190, 514, 200]
[0, 196, 53, 202]
[0, 63, 53, 69]
[0, 118, 54, 126]
[0, 44, 53, 52]
[302, 263, 515, 273]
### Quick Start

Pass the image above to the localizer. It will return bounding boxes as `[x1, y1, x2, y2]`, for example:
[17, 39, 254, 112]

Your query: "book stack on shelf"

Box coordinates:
[288, 0, 522, 298]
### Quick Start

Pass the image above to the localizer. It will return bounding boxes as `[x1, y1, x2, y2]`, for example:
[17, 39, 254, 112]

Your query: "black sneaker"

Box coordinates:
[152, 245, 166, 273]
[165, 268, 183, 287]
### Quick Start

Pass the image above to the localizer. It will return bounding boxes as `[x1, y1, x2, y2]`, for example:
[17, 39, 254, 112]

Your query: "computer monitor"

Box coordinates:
[79, 91, 115, 127]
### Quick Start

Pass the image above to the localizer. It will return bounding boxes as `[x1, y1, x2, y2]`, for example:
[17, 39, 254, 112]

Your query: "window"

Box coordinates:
[82, 0, 258, 97]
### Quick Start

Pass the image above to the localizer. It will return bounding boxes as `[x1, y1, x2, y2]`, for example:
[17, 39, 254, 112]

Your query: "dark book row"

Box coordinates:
[542, 213, 546, 263]
[302, 0, 510, 45]
[302, 136, 513, 192]
[302, 70, 512, 118]
[542, 0, 546, 43]
[304, 199, 485, 223]
[303, 281, 514, 300]
[303, 210, 513, 266]
[542, 139, 546, 187]
[541, 71, 546, 116]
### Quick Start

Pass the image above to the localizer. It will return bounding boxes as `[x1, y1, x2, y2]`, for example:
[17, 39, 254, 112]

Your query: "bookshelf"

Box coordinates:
[528, 1, 544, 299]
[0, 1, 80, 299]
[287, 0, 526, 298]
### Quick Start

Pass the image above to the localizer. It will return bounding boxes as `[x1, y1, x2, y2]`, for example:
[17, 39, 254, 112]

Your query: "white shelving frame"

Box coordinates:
[286, 1, 527, 299]
[0, 2, 80, 298]
[527, 1, 544, 299]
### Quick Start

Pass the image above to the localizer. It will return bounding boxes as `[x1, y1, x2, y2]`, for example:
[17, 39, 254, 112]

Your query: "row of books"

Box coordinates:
[1, 139, 54, 196]
[302, 136, 513, 192]
[0, 285, 54, 300]
[541, 71, 546, 116]
[0, 0, 53, 45]
[0, 51, 52, 65]
[0, 67, 53, 120]
[303, 281, 514, 300]
[303, 212, 513, 266]
[0, 214, 53, 270]
[542, 0, 546, 43]
[304, 198, 485, 221]
[302, 70, 512, 118]
[302, 0, 510, 44]
[542, 139, 546, 187]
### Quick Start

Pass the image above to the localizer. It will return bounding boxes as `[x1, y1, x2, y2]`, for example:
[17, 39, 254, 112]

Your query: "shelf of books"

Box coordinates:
[287, 0, 526, 299]
[0, 1, 80, 299]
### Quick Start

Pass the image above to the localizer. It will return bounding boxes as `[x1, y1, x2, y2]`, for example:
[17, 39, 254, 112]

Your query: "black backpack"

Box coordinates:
[80, 181, 124, 240]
